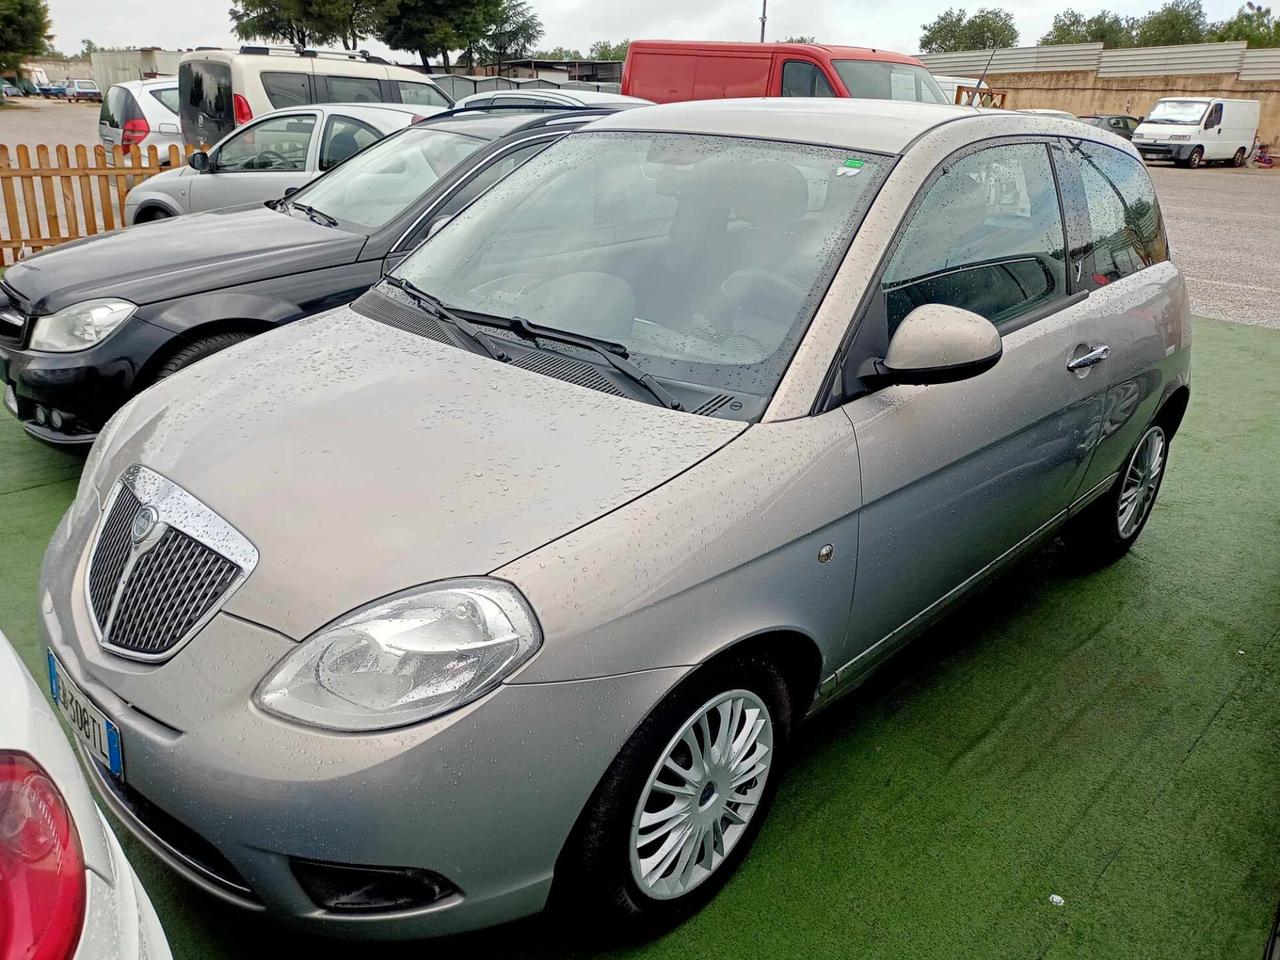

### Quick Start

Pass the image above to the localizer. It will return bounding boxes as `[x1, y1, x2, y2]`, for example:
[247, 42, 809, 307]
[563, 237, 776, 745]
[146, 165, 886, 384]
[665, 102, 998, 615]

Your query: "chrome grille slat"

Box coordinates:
[85, 466, 256, 661]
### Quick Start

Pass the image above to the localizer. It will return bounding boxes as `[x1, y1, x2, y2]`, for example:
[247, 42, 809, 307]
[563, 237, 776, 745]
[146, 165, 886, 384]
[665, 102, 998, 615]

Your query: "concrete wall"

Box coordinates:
[90, 50, 182, 91]
[986, 69, 1280, 144]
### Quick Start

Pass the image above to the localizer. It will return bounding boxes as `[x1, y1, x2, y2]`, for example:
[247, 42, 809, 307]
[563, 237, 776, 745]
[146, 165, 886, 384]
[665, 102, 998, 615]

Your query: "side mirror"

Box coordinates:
[879, 304, 1002, 385]
[283, 186, 300, 197]
[426, 214, 453, 240]
[188, 150, 210, 172]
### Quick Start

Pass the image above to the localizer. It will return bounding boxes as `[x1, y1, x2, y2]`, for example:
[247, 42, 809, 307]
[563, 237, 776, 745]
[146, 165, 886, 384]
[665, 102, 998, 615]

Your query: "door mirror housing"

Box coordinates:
[283, 186, 300, 197]
[880, 304, 1002, 384]
[188, 150, 210, 172]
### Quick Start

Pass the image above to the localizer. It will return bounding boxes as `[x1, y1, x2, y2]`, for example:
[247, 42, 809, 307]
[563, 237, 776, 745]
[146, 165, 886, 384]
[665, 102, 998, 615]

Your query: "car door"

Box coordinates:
[317, 113, 382, 173]
[1202, 101, 1227, 158]
[1055, 137, 1180, 496]
[188, 111, 319, 213]
[838, 139, 1110, 659]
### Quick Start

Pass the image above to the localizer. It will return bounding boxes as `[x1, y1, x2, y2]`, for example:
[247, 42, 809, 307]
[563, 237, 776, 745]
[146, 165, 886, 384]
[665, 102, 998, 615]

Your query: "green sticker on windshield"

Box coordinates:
[837, 157, 865, 177]
[843, 158, 865, 168]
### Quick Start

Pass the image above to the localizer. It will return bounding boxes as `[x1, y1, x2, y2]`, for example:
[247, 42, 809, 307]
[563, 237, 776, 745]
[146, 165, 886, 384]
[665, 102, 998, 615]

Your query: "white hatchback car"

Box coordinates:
[99, 79, 183, 159]
[0, 630, 171, 959]
[452, 89, 650, 111]
[124, 101, 437, 224]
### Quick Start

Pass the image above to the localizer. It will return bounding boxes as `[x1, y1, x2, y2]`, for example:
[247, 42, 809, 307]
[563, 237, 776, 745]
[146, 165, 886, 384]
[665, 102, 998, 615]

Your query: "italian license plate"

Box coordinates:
[47, 650, 123, 779]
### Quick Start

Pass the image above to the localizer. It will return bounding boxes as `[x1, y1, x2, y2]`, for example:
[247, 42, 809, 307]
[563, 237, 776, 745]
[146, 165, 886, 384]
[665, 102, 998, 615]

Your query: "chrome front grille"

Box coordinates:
[86, 465, 258, 662]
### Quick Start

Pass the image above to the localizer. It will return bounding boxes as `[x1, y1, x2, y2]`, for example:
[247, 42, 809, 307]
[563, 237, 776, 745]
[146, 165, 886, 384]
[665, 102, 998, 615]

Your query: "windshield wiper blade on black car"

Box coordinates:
[507, 315, 684, 412]
[382, 276, 511, 362]
[287, 200, 338, 228]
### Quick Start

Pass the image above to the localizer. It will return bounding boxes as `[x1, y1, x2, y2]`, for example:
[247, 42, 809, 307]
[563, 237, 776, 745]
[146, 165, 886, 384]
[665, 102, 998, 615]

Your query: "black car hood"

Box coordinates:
[5, 206, 367, 313]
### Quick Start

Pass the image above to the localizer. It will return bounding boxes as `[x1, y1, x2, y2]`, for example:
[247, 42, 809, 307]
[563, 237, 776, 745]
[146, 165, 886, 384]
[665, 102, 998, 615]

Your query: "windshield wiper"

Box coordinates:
[506, 315, 683, 411]
[382, 276, 510, 362]
[287, 200, 338, 227]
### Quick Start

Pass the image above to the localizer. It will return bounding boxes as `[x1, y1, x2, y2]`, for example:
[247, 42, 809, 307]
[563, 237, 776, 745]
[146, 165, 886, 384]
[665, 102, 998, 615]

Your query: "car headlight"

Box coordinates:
[255, 579, 542, 731]
[29, 299, 136, 352]
[1170, 135, 1192, 142]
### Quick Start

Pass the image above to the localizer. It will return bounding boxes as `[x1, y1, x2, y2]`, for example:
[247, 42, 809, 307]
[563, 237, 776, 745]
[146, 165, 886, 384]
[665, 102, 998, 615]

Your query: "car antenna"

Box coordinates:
[969, 47, 997, 108]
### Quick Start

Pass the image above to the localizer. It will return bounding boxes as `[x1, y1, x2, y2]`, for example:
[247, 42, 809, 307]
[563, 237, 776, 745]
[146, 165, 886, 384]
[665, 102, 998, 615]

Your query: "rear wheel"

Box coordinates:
[155, 332, 252, 381]
[1061, 424, 1168, 565]
[557, 654, 791, 934]
[1231, 147, 1246, 167]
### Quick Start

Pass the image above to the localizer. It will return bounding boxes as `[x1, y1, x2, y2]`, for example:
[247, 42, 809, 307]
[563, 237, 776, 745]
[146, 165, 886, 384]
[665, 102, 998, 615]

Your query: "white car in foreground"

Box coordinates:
[0, 631, 170, 960]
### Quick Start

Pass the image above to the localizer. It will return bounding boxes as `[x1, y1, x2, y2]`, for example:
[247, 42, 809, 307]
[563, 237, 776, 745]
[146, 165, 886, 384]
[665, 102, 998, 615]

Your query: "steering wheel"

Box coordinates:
[253, 149, 290, 170]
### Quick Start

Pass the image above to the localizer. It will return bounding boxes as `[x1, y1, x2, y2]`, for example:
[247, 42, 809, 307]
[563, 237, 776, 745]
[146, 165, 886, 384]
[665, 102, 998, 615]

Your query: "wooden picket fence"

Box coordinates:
[0, 144, 201, 265]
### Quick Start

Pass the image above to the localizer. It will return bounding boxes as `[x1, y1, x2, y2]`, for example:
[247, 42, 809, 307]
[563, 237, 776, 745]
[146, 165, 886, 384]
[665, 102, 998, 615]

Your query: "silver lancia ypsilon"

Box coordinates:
[41, 99, 1190, 938]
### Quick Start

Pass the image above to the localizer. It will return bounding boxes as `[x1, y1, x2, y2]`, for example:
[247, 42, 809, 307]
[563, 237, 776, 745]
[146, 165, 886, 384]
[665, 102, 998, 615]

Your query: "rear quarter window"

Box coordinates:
[150, 87, 180, 115]
[261, 72, 313, 108]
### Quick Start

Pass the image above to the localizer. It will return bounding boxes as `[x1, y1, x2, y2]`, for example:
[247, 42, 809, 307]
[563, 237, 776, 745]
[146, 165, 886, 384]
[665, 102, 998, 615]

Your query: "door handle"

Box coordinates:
[1067, 344, 1111, 370]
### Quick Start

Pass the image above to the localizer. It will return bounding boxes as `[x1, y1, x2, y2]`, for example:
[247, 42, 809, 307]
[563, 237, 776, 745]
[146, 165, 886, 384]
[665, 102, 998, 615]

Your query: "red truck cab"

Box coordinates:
[622, 41, 948, 104]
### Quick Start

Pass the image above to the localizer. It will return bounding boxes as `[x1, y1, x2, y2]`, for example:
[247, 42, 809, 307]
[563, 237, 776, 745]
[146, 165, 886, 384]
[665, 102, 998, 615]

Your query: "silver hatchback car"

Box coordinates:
[42, 99, 1189, 938]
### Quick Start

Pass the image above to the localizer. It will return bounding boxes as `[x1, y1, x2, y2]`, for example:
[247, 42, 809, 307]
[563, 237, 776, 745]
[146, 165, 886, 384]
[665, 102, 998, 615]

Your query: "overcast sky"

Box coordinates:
[46, 0, 1247, 63]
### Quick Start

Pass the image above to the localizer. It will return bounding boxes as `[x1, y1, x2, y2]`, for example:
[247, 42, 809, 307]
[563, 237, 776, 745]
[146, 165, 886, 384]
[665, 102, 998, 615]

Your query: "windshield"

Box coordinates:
[288, 125, 486, 230]
[395, 131, 890, 397]
[834, 61, 947, 104]
[1147, 100, 1208, 125]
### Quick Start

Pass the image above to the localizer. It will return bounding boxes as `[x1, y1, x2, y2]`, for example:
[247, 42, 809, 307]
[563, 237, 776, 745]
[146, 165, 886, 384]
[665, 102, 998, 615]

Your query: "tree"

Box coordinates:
[782, 34, 817, 43]
[479, 0, 543, 70]
[229, 0, 340, 47]
[381, 0, 497, 67]
[919, 8, 1018, 53]
[587, 39, 628, 60]
[328, 0, 396, 49]
[0, 0, 51, 73]
[1039, 8, 1137, 46]
[1210, 1, 1280, 44]
[1133, 0, 1207, 45]
[531, 45, 583, 59]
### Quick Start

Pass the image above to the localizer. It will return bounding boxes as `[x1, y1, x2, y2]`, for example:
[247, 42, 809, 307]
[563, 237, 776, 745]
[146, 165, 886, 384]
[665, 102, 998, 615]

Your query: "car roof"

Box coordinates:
[459, 89, 646, 106]
[416, 107, 615, 141]
[585, 98, 1012, 154]
[629, 40, 925, 65]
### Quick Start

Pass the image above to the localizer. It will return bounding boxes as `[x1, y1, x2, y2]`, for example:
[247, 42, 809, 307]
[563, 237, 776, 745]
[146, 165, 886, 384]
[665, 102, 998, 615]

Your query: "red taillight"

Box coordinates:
[0, 753, 85, 960]
[233, 94, 253, 126]
[121, 117, 150, 147]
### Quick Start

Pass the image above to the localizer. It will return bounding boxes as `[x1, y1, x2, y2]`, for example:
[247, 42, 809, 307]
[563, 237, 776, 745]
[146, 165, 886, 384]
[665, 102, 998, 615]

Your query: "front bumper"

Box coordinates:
[0, 317, 174, 446]
[43, 579, 688, 938]
[1134, 141, 1196, 162]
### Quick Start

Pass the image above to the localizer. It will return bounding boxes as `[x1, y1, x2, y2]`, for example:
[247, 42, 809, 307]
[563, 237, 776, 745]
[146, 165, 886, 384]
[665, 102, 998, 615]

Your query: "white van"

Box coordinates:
[931, 74, 988, 105]
[178, 46, 452, 144]
[1132, 97, 1260, 168]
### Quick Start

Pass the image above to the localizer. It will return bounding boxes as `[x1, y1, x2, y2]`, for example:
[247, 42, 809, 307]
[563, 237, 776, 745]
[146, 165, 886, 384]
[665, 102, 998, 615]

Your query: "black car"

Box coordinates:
[0, 108, 616, 447]
[1078, 114, 1141, 140]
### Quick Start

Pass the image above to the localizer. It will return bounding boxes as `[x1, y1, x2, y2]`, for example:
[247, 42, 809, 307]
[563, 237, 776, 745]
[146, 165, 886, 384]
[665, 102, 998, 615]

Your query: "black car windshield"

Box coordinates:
[286, 125, 487, 230]
[1147, 100, 1208, 124]
[395, 131, 890, 396]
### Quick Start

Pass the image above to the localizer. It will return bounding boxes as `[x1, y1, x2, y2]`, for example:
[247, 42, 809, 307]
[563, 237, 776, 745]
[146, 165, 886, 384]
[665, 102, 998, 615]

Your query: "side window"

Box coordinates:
[1069, 140, 1168, 289]
[319, 115, 381, 171]
[881, 142, 1067, 331]
[100, 87, 125, 126]
[396, 81, 449, 107]
[780, 61, 835, 97]
[214, 114, 317, 172]
[150, 87, 180, 115]
[1109, 117, 1126, 130]
[322, 75, 382, 103]
[261, 72, 313, 109]
[408, 141, 549, 247]
[1204, 103, 1222, 129]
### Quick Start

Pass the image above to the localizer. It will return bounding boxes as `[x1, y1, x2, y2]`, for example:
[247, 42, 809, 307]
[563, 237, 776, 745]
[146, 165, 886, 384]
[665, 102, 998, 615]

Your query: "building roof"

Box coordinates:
[585, 98, 1005, 153]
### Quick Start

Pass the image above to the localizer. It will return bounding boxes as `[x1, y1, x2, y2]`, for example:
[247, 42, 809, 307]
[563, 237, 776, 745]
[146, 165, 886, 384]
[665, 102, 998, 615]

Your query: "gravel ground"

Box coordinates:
[0, 95, 102, 147]
[1149, 164, 1280, 328]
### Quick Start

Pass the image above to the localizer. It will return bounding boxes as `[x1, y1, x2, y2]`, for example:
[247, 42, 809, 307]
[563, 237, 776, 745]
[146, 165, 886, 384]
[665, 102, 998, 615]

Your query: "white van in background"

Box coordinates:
[1132, 97, 1260, 168]
[178, 46, 452, 145]
[931, 74, 988, 105]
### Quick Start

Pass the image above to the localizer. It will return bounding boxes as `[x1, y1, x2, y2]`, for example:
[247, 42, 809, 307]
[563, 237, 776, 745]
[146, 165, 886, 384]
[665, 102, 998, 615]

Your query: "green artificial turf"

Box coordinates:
[1, 316, 1277, 959]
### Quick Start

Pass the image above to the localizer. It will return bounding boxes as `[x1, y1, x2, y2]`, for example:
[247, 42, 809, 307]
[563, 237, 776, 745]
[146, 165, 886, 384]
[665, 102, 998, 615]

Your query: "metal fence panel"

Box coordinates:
[1240, 48, 1280, 81]
[1097, 41, 1247, 76]
[918, 43, 1102, 75]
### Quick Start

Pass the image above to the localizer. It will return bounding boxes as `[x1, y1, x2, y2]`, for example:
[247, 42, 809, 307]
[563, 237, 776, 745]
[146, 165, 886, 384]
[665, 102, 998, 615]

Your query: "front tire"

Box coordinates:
[1231, 147, 1246, 167]
[1185, 147, 1204, 169]
[155, 332, 252, 381]
[557, 654, 792, 934]
[1062, 424, 1168, 565]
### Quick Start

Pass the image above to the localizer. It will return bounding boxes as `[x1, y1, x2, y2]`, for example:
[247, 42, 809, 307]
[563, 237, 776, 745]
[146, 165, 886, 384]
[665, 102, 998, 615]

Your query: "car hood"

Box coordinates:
[93, 305, 746, 641]
[1133, 121, 1199, 139]
[4, 206, 366, 313]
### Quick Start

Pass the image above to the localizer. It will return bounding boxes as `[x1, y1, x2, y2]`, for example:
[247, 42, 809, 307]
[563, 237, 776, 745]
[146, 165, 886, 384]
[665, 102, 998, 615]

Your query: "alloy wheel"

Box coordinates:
[629, 689, 774, 900]
[1117, 426, 1166, 539]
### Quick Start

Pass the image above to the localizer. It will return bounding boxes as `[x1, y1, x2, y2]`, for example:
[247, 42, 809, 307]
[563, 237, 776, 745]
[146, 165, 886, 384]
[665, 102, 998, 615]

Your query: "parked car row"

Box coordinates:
[4, 95, 1189, 944]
